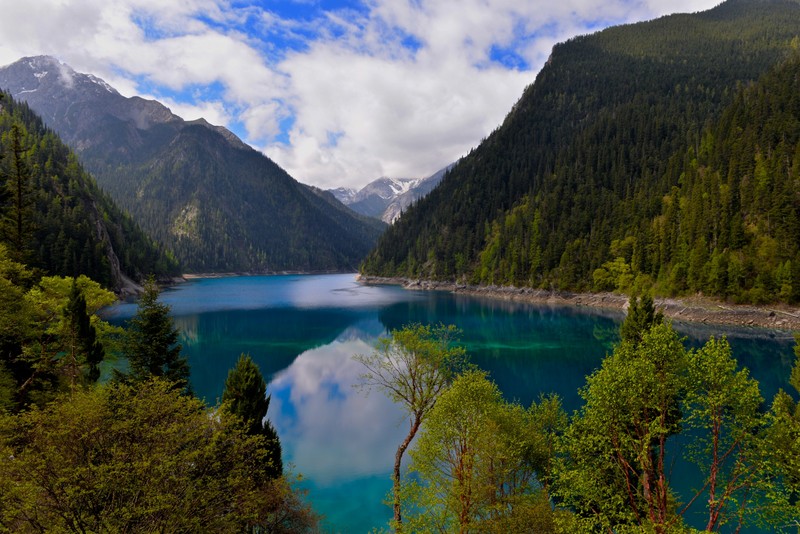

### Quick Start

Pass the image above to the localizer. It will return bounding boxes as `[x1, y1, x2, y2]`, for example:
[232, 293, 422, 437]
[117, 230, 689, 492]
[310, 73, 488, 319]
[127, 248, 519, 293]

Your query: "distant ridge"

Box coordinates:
[0, 56, 385, 273]
[329, 165, 451, 224]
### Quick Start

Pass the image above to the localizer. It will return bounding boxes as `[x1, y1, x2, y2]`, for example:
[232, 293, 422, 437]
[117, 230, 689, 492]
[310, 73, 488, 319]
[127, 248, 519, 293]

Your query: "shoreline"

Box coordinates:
[175, 271, 350, 284]
[180, 269, 351, 280]
[357, 275, 800, 332]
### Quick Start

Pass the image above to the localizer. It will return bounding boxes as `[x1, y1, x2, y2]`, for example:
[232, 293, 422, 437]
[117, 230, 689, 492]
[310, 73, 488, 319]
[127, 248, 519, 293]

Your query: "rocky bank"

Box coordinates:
[357, 276, 800, 332]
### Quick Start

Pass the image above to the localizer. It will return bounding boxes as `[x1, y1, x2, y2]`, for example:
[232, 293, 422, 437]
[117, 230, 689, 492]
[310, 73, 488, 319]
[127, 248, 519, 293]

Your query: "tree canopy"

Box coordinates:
[221, 353, 283, 480]
[121, 278, 190, 393]
[355, 323, 466, 528]
[0, 379, 317, 533]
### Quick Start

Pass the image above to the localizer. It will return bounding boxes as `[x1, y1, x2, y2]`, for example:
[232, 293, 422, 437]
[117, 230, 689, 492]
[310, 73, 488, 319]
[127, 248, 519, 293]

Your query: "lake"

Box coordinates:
[102, 273, 797, 533]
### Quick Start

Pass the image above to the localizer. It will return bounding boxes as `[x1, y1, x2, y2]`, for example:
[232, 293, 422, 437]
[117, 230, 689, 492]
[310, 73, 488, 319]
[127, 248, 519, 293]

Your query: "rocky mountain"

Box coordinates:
[330, 165, 449, 224]
[362, 0, 800, 304]
[0, 90, 178, 291]
[0, 56, 385, 273]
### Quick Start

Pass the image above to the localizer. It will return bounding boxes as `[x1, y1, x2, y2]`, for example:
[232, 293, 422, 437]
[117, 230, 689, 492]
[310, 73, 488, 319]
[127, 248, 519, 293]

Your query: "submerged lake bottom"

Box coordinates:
[102, 273, 797, 533]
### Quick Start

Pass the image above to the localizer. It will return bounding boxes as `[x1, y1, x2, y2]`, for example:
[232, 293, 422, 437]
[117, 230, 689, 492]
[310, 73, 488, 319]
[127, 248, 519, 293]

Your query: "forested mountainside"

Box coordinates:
[0, 91, 178, 289]
[0, 56, 385, 273]
[362, 0, 800, 304]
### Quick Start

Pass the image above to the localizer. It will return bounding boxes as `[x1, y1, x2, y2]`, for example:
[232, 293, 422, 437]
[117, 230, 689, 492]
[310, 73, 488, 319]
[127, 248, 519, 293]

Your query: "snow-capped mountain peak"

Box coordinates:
[328, 165, 451, 224]
[329, 187, 358, 204]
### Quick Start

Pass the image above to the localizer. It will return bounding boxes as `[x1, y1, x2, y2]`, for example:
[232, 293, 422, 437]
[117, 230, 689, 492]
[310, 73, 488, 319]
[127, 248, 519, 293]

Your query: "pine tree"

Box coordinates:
[620, 295, 664, 346]
[1, 123, 33, 262]
[122, 277, 190, 393]
[221, 353, 282, 479]
[62, 278, 104, 385]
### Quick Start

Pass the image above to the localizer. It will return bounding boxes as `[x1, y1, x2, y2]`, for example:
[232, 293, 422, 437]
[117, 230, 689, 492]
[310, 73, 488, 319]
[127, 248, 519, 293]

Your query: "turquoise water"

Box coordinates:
[103, 273, 797, 533]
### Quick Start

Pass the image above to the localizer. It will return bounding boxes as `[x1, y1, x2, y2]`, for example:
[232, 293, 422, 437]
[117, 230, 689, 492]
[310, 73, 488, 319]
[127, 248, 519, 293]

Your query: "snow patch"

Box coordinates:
[86, 73, 117, 94]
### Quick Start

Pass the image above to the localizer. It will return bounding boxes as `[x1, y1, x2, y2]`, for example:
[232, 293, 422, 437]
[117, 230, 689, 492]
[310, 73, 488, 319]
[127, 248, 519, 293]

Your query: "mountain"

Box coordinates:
[362, 0, 800, 304]
[0, 91, 178, 291]
[329, 187, 359, 205]
[330, 166, 449, 224]
[0, 56, 385, 273]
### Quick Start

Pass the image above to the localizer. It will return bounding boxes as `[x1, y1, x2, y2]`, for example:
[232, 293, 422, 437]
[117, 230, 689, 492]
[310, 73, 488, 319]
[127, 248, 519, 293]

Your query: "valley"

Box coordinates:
[1, 0, 800, 531]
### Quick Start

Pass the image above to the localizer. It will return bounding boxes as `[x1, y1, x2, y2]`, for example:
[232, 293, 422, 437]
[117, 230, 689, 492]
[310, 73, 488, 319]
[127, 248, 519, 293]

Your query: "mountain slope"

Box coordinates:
[0, 91, 178, 290]
[0, 56, 384, 273]
[361, 0, 800, 303]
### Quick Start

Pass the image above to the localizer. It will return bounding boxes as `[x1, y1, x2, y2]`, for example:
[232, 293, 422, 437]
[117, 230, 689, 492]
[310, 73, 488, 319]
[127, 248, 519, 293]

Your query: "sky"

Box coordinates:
[0, 0, 721, 190]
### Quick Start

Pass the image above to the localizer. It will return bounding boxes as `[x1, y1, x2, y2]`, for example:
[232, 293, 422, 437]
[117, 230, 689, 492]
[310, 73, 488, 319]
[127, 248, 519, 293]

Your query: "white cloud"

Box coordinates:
[0, 0, 721, 189]
[147, 95, 232, 128]
[264, 0, 720, 188]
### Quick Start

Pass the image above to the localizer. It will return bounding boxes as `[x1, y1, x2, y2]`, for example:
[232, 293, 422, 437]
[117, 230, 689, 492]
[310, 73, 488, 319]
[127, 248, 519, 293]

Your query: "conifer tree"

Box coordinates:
[122, 277, 190, 393]
[62, 278, 104, 385]
[221, 353, 282, 479]
[1, 123, 33, 262]
[620, 295, 664, 346]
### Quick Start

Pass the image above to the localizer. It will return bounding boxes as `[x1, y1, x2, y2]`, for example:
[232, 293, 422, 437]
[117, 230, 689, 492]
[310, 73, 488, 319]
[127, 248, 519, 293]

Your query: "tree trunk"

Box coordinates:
[393, 413, 422, 530]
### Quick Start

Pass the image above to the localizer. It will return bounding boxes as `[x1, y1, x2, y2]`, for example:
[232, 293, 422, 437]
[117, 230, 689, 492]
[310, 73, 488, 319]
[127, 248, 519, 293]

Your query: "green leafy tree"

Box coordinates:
[122, 278, 190, 393]
[0, 379, 317, 533]
[354, 323, 466, 529]
[619, 294, 664, 346]
[759, 337, 800, 530]
[0, 244, 34, 411]
[681, 336, 764, 531]
[555, 323, 689, 532]
[18, 275, 117, 402]
[221, 353, 282, 480]
[403, 369, 563, 533]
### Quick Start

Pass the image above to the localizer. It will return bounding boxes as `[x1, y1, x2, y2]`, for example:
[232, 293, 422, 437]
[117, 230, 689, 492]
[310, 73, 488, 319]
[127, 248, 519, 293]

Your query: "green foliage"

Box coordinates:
[758, 337, 800, 530]
[0, 379, 317, 533]
[0, 91, 179, 288]
[0, 244, 119, 409]
[620, 295, 664, 345]
[60, 278, 105, 386]
[682, 336, 764, 531]
[362, 0, 800, 304]
[354, 323, 466, 527]
[121, 278, 190, 393]
[553, 321, 787, 533]
[555, 323, 689, 532]
[402, 370, 563, 532]
[0, 123, 34, 262]
[221, 353, 283, 479]
[0, 254, 314, 532]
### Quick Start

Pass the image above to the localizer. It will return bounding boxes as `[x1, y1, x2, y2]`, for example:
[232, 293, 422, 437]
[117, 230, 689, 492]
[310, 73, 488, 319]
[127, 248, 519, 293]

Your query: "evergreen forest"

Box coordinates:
[362, 0, 800, 304]
[0, 91, 178, 289]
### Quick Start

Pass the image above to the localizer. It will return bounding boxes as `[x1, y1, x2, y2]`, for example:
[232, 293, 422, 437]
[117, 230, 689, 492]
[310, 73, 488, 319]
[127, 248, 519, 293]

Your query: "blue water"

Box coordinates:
[102, 273, 797, 533]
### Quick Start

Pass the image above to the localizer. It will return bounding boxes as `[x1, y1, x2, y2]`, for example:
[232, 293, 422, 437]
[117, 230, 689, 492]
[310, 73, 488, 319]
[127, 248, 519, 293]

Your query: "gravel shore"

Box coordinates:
[357, 276, 800, 332]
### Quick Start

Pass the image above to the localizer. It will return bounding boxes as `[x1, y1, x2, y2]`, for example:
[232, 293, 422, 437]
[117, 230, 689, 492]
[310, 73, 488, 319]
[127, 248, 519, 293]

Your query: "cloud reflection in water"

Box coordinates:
[268, 336, 407, 487]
